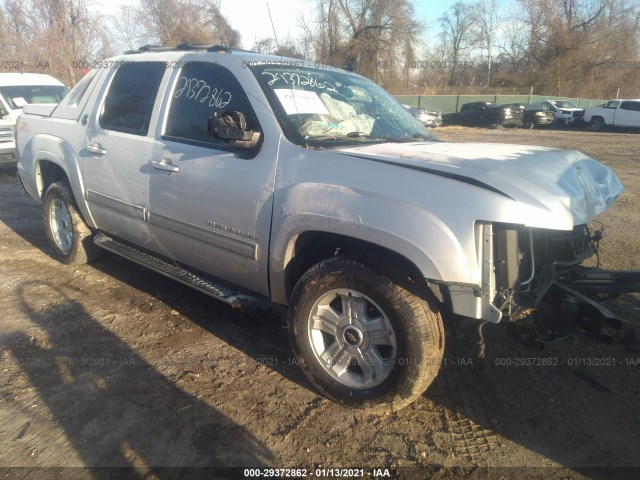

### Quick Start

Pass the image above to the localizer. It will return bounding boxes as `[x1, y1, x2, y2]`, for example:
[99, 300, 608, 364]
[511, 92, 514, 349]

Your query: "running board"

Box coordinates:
[94, 234, 266, 310]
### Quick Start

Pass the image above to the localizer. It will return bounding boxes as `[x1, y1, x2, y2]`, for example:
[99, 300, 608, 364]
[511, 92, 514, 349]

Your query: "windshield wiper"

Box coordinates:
[305, 132, 431, 146]
[348, 132, 432, 142]
[306, 132, 380, 142]
[346, 131, 372, 138]
[400, 133, 432, 141]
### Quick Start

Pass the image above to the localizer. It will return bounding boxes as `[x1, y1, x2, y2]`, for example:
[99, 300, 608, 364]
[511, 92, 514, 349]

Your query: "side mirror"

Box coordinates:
[207, 111, 260, 150]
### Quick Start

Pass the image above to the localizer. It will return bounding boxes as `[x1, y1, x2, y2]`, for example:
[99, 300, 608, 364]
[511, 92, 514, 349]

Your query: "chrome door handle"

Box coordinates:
[152, 160, 179, 173]
[87, 143, 107, 155]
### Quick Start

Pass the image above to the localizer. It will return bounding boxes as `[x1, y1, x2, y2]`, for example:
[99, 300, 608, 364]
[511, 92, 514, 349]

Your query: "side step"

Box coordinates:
[94, 234, 266, 310]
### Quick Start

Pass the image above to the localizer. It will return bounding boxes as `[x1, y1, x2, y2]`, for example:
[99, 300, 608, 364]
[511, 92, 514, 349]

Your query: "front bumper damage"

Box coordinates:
[446, 222, 640, 346]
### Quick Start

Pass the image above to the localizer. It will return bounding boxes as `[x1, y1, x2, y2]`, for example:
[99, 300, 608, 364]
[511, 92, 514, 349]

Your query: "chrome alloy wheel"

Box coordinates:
[308, 288, 398, 389]
[49, 198, 73, 255]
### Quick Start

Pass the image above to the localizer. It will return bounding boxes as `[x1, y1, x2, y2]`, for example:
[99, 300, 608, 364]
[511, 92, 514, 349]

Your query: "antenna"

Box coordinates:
[266, 3, 280, 51]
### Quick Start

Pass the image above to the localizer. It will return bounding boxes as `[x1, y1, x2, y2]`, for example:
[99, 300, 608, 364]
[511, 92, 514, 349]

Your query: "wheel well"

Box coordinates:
[37, 161, 68, 200]
[285, 231, 439, 303]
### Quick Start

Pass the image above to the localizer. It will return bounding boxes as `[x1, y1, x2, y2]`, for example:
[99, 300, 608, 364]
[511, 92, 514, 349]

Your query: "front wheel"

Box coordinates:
[43, 181, 101, 265]
[288, 257, 444, 412]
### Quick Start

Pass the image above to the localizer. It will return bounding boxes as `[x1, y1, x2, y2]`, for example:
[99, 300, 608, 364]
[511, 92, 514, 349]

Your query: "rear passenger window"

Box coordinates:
[100, 62, 165, 135]
[620, 101, 640, 112]
[164, 62, 259, 147]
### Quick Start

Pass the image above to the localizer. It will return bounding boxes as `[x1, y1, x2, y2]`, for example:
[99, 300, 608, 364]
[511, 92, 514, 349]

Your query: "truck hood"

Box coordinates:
[335, 141, 623, 228]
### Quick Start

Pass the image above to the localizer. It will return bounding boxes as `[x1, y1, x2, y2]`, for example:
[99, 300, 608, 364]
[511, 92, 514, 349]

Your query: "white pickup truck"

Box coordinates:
[583, 99, 640, 132]
[0, 73, 68, 167]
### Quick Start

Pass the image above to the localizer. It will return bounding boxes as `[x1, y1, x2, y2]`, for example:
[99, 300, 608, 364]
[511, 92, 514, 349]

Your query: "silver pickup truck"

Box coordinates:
[16, 45, 637, 412]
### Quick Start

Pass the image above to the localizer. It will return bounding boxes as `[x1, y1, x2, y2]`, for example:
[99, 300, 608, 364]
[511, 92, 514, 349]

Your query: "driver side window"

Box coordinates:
[164, 62, 258, 147]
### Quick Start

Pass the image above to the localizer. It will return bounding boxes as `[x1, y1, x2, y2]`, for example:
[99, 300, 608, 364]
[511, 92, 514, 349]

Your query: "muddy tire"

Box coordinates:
[43, 181, 100, 265]
[288, 257, 444, 413]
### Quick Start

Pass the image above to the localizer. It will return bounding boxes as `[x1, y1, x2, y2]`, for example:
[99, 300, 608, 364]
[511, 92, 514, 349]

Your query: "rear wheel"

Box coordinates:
[590, 117, 605, 132]
[43, 181, 100, 265]
[288, 257, 444, 412]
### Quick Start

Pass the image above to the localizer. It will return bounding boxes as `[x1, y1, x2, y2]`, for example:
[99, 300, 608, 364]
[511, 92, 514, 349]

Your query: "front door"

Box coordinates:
[148, 61, 277, 296]
[615, 101, 640, 127]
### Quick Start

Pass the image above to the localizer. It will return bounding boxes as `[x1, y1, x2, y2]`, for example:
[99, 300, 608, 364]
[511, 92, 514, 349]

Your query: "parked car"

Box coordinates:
[583, 99, 640, 131]
[522, 103, 557, 129]
[403, 105, 442, 128]
[526, 99, 583, 127]
[442, 101, 523, 127]
[16, 45, 634, 412]
[0, 73, 68, 167]
[0, 117, 16, 168]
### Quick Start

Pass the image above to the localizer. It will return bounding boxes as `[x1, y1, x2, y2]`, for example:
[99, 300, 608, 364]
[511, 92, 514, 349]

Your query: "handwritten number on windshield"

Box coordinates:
[262, 71, 337, 92]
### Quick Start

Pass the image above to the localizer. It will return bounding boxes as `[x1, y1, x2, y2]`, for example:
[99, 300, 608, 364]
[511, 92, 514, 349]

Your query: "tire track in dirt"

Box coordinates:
[440, 358, 502, 465]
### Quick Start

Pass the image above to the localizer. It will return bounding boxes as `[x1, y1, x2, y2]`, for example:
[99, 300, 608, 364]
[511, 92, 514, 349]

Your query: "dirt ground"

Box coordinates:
[1, 126, 639, 480]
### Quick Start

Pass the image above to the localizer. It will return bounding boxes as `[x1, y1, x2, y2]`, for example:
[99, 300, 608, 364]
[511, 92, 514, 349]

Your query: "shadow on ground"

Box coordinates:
[1, 280, 275, 476]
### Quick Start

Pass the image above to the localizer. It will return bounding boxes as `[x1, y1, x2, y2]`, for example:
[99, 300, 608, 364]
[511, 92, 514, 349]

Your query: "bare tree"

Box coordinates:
[1, 0, 111, 85]
[516, 0, 640, 96]
[0, 0, 637, 96]
[251, 37, 304, 58]
[298, 0, 422, 88]
[109, 5, 151, 53]
[472, 0, 505, 86]
[439, 1, 476, 86]
[136, 0, 241, 47]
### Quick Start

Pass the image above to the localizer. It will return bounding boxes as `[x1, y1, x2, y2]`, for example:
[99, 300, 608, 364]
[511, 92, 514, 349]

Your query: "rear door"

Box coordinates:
[459, 104, 479, 126]
[615, 101, 640, 127]
[83, 61, 167, 249]
[147, 61, 278, 297]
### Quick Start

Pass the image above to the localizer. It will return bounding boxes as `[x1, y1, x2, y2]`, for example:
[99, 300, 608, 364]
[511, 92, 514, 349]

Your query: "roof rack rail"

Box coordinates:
[124, 45, 175, 54]
[175, 43, 232, 52]
[124, 43, 251, 55]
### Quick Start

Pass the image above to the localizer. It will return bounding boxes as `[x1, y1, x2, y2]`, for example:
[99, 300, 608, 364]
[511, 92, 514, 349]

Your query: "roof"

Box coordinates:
[0, 73, 66, 87]
[118, 43, 348, 72]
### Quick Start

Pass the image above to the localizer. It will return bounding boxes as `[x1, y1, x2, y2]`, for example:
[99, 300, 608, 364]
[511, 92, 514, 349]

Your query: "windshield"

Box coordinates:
[0, 85, 68, 110]
[250, 65, 433, 146]
[551, 100, 576, 109]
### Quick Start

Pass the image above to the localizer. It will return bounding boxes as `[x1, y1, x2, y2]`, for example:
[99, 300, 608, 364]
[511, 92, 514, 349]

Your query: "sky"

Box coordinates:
[94, 0, 460, 51]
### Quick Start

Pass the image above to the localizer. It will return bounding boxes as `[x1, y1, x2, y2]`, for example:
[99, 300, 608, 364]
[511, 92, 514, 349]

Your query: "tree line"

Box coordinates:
[0, 0, 638, 98]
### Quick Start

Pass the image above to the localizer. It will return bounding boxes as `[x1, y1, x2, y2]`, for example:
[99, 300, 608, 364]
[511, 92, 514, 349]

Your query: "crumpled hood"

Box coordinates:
[335, 141, 623, 227]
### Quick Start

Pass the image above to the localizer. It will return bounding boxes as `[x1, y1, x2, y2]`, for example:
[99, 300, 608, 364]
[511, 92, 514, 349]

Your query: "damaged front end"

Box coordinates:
[471, 221, 640, 345]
